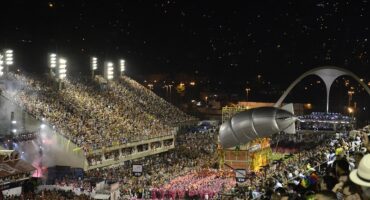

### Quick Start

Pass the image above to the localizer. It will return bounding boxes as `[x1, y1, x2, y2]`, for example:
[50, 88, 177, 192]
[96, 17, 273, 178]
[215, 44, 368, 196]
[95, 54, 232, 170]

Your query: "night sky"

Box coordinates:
[0, 0, 369, 84]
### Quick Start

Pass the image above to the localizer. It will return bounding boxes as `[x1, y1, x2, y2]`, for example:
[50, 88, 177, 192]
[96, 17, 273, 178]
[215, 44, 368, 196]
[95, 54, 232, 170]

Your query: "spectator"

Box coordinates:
[349, 154, 370, 199]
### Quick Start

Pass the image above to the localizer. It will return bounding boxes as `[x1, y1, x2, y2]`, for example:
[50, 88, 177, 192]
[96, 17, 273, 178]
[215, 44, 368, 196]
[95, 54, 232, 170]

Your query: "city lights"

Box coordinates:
[104, 61, 114, 80]
[58, 58, 67, 80]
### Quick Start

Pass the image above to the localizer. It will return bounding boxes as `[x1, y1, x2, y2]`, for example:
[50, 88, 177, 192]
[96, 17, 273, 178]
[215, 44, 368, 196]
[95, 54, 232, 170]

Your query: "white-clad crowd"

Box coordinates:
[1, 73, 194, 152]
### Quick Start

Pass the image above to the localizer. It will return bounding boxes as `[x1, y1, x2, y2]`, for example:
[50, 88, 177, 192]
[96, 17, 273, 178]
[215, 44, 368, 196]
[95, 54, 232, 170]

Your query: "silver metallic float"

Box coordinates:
[219, 104, 296, 148]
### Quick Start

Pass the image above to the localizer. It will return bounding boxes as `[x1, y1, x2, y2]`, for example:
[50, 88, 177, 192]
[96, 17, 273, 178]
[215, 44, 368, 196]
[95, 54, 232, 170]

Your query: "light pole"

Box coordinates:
[104, 62, 114, 81]
[348, 90, 354, 107]
[91, 57, 98, 78]
[4, 49, 13, 73]
[0, 54, 4, 77]
[168, 84, 173, 103]
[348, 107, 355, 128]
[49, 53, 57, 76]
[148, 84, 154, 90]
[57, 58, 67, 90]
[245, 88, 251, 102]
[119, 59, 125, 77]
[163, 85, 169, 99]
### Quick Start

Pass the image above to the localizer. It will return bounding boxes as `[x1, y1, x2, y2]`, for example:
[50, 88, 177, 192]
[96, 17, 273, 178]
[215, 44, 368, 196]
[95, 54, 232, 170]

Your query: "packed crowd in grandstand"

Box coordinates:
[0, 73, 194, 152]
[298, 112, 353, 132]
[299, 112, 352, 122]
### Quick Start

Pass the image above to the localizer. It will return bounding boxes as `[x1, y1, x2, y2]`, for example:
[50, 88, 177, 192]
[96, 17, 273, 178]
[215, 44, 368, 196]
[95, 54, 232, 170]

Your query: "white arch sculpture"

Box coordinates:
[274, 66, 370, 113]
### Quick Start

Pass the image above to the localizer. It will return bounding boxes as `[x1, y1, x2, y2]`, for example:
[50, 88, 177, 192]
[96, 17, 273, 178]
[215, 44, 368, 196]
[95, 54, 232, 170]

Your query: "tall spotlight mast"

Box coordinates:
[57, 58, 67, 89]
[0, 54, 4, 77]
[4, 49, 13, 73]
[119, 59, 125, 77]
[91, 57, 98, 78]
[104, 62, 114, 81]
[49, 53, 57, 76]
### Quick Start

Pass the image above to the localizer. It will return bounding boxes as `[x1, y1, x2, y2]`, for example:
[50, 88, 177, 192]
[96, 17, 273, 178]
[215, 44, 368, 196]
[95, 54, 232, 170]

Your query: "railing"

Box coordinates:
[86, 144, 175, 170]
[86, 134, 175, 155]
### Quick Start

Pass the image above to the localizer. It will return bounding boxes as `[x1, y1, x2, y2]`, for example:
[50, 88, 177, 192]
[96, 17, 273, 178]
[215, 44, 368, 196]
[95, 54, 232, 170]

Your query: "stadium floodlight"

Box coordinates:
[119, 59, 125, 76]
[104, 61, 114, 80]
[49, 53, 57, 69]
[58, 58, 67, 80]
[0, 54, 3, 77]
[5, 49, 13, 66]
[91, 57, 98, 70]
[91, 57, 98, 78]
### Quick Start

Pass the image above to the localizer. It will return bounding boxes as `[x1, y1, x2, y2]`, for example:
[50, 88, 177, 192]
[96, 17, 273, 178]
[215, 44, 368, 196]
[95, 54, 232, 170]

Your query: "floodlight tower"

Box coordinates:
[10, 111, 18, 139]
[4, 49, 13, 74]
[57, 58, 67, 89]
[0, 54, 4, 77]
[91, 57, 98, 78]
[104, 61, 114, 81]
[119, 59, 125, 76]
[49, 53, 57, 76]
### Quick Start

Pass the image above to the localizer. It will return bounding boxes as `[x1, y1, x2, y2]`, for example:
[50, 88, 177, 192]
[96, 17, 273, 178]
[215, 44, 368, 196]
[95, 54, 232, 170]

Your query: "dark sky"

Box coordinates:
[0, 0, 369, 84]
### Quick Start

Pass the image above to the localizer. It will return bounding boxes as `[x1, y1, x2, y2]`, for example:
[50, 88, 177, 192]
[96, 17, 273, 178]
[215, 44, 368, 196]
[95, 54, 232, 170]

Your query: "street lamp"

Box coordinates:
[348, 107, 354, 119]
[148, 83, 154, 90]
[348, 90, 354, 107]
[91, 57, 98, 78]
[119, 59, 125, 76]
[163, 85, 169, 98]
[168, 84, 173, 103]
[245, 88, 251, 102]
[104, 62, 114, 80]
[348, 107, 354, 114]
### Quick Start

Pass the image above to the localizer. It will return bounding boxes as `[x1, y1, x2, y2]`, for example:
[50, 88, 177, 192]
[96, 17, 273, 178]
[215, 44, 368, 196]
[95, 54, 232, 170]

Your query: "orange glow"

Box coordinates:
[348, 107, 354, 113]
[304, 103, 312, 109]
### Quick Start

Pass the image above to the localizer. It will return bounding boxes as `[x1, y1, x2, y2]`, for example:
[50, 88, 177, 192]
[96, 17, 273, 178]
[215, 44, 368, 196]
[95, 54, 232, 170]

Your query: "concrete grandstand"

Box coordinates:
[0, 72, 195, 171]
